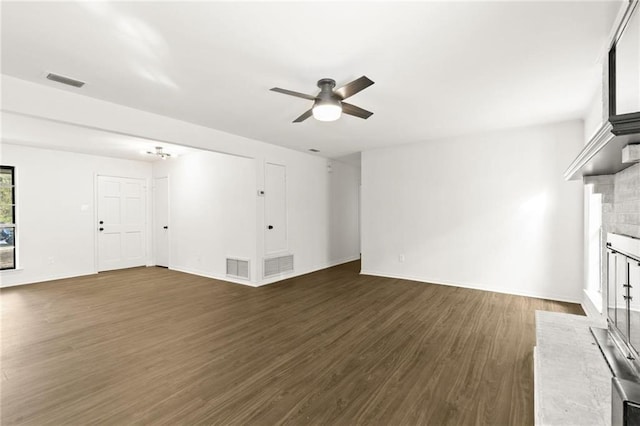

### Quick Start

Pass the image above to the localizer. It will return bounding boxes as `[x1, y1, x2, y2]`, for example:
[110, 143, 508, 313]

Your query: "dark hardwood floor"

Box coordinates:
[1, 261, 583, 425]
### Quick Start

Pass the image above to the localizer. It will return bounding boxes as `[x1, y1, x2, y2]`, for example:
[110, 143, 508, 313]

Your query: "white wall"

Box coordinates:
[0, 143, 152, 287]
[583, 82, 604, 144]
[153, 150, 361, 286]
[268, 157, 361, 283]
[0, 77, 361, 287]
[361, 120, 584, 302]
[153, 150, 257, 283]
[329, 161, 361, 263]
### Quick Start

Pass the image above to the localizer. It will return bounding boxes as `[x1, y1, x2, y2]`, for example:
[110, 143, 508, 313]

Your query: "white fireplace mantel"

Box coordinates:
[564, 122, 640, 181]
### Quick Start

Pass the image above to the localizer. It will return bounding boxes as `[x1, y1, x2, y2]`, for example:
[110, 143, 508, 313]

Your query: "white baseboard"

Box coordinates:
[169, 266, 258, 287]
[256, 255, 361, 287]
[173, 256, 359, 288]
[0, 257, 361, 289]
[0, 271, 97, 288]
[360, 269, 581, 304]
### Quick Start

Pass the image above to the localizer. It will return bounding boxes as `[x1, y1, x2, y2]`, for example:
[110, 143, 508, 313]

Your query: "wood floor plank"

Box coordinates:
[1, 261, 583, 425]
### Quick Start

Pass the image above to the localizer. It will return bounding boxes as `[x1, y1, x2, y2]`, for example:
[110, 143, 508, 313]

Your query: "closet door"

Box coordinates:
[264, 163, 287, 254]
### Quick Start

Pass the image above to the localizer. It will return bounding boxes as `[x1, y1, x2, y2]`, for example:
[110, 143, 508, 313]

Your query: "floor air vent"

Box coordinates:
[264, 254, 294, 278]
[226, 258, 250, 280]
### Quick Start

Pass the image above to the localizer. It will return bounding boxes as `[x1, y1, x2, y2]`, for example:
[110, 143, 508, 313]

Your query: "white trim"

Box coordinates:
[0, 268, 23, 273]
[533, 346, 541, 426]
[582, 289, 607, 325]
[93, 173, 99, 273]
[170, 266, 258, 287]
[257, 255, 361, 287]
[0, 257, 361, 289]
[360, 269, 581, 304]
[0, 271, 97, 288]
[563, 121, 615, 181]
[611, 0, 639, 48]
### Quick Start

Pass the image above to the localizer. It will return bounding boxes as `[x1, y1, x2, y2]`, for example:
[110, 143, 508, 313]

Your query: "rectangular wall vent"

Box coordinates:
[263, 254, 294, 278]
[226, 258, 250, 280]
[46, 72, 85, 88]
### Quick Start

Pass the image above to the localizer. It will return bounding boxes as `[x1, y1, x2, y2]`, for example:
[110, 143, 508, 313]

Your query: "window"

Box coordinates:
[0, 166, 16, 270]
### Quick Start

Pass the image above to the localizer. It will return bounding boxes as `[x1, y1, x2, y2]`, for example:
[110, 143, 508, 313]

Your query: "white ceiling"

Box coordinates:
[0, 1, 622, 159]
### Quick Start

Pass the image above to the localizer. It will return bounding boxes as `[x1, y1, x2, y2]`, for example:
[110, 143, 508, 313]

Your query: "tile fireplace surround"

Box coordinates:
[534, 311, 610, 425]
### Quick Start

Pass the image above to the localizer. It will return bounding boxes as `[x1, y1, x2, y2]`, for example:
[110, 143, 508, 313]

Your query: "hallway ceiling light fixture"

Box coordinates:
[145, 146, 172, 160]
[270, 76, 374, 123]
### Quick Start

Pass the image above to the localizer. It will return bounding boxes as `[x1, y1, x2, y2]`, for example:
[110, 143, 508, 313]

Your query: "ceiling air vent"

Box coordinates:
[46, 72, 85, 88]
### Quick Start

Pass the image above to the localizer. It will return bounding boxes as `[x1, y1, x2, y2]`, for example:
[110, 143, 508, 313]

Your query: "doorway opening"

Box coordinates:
[153, 177, 169, 267]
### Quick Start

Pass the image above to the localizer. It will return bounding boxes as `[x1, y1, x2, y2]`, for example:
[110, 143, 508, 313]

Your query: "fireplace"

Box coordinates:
[592, 233, 640, 425]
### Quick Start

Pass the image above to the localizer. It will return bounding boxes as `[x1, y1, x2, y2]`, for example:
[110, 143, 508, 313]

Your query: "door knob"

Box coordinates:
[267, 225, 274, 230]
[99, 227, 104, 231]
[163, 226, 168, 229]
[99, 220, 104, 225]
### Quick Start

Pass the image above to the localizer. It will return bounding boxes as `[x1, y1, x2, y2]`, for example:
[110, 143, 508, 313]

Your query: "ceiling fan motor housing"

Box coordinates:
[315, 78, 342, 110]
[317, 78, 339, 99]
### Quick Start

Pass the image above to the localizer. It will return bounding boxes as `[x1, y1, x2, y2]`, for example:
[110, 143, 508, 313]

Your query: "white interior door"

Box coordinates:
[97, 176, 147, 271]
[153, 177, 169, 267]
[265, 163, 287, 254]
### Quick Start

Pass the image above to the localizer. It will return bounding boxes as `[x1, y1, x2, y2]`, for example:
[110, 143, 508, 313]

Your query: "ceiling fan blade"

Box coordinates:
[293, 109, 314, 123]
[270, 87, 316, 101]
[341, 102, 373, 119]
[335, 76, 374, 100]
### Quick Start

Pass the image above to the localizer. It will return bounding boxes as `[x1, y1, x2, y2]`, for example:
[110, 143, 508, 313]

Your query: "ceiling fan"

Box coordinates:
[270, 76, 374, 123]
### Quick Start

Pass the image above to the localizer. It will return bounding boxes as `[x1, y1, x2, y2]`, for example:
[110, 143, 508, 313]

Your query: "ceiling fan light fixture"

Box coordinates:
[312, 102, 342, 122]
[270, 76, 373, 123]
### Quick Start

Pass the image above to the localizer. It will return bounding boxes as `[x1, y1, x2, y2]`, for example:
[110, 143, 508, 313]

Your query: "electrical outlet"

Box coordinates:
[399, 254, 405, 263]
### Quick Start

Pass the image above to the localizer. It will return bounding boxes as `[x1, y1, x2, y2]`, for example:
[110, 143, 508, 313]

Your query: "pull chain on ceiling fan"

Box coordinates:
[270, 76, 374, 123]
